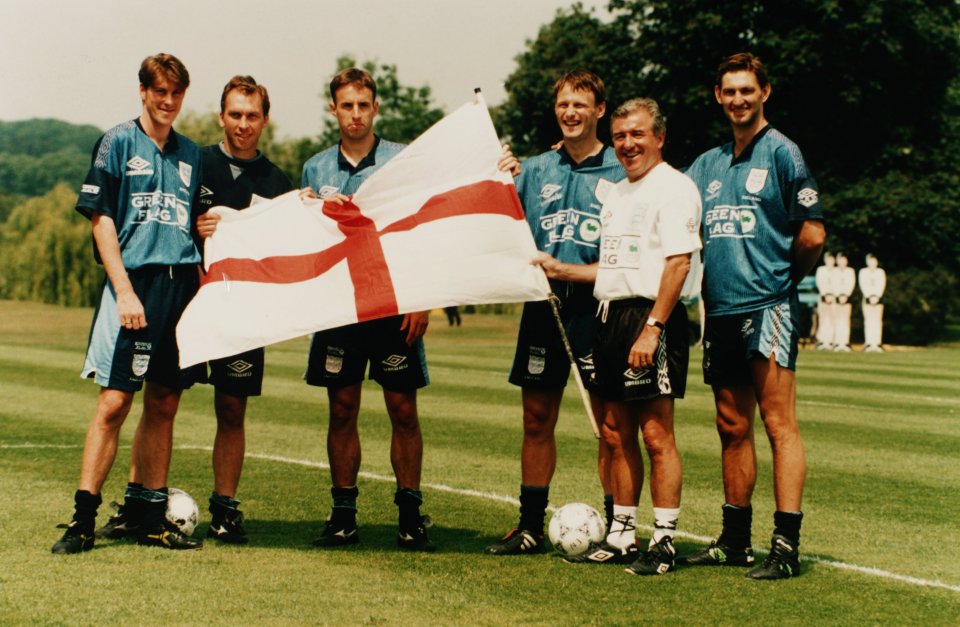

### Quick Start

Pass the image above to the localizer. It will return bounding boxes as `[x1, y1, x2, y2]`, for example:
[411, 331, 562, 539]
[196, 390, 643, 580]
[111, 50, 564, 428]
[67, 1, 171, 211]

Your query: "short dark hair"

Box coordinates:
[139, 53, 190, 90]
[716, 52, 769, 90]
[610, 98, 666, 137]
[220, 75, 270, 116]
[330, 67, 377, 103]
[553, 70, 606, 106]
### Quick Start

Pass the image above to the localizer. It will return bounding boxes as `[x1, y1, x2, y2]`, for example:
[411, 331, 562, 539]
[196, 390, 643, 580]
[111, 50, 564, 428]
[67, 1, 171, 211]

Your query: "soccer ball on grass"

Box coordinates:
[548, 502, 606, 556]
[166, 488, 200, 536]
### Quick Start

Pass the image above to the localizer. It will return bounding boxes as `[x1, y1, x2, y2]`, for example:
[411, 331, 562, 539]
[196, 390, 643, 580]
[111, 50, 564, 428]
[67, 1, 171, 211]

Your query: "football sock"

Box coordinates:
[122, 482, 148, 522]
[210, 492, 240, 516]
[603, 494, 614, 530]
[518, 484, 549, 535]
[394, 487, 424, 531]
[141, 487, 169, 530]
[773, 510, 803, 547]
[331, 486, 359, 524]
[606, 505, 637, 551]
[72, 489, 102, 527]
[651, 506, 680, 547]
[718, 503, 752, 550]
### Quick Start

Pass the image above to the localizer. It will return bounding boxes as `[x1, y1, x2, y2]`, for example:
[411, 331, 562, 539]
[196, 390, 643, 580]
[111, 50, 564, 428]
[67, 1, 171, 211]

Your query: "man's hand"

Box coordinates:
[400, 310, 430, 346]
[497, 144, 521, 177]
[196, 211, 221, 239]
[299, 187, 318, 201]
[627, 326, 660, 370]
[531, 251, 563, 279]
[116, 288, 147, 330]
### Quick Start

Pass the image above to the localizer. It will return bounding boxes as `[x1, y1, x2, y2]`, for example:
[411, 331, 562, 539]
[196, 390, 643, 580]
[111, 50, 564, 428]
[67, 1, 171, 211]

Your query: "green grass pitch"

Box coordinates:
[0, 300, 958, 624]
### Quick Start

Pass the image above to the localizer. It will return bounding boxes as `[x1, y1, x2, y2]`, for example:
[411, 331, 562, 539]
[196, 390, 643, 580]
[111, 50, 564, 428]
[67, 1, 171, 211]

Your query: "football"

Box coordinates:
[548, 502, 606, 556]
[166, 488, 200, 536]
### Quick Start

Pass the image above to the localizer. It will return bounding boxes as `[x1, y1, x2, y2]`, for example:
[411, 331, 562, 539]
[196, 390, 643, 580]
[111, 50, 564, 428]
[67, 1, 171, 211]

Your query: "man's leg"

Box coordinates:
[681, 384, 758, 567]
[626, 396, 682, 575]
[594, 393, 614, 529]
[384, 388, 434, 551]
[312, 383, 363, 547]
[565, 400, 642, 565]
[745, 353, 805, 579]
[484, 386, 562, 555]
[52, 388, 134, 554]
[208, 390, 249, 544]
[135, 382, 201, 549]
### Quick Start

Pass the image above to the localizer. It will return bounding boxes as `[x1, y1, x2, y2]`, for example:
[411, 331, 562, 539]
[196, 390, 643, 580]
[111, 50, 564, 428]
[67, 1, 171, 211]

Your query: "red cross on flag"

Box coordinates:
[176, 97, 550, 367]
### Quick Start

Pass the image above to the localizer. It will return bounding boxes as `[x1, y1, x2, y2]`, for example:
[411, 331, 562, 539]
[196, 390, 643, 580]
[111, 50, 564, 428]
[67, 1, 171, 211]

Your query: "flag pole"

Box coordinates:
[546, 292, 600, 439]
[475, 86, 600, 440]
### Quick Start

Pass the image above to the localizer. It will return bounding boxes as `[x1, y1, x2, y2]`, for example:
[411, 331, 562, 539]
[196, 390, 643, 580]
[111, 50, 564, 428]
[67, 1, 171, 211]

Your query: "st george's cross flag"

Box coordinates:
[176, 97, 550, 367]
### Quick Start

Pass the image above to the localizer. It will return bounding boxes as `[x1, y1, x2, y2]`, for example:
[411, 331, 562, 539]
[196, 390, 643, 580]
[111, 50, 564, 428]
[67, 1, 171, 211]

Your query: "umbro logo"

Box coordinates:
[336, 528, 357, 539]
[382, 355, 407, 368]
[623, 368, 648, 381]
[797, 187, 819, 208]
[398, 532, 414, 541]
[126, 155, 153, 175]
[707, 180, 722, 195]
[588, 549, 616, 562]
[200, 186, 214, 197]
[539, 183, 562, 201]
[227, 360, 253, 374]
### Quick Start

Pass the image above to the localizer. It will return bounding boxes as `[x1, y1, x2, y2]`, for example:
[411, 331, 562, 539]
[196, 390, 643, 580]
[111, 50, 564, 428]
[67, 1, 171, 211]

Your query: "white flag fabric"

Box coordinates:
[176, 98, 550, 367]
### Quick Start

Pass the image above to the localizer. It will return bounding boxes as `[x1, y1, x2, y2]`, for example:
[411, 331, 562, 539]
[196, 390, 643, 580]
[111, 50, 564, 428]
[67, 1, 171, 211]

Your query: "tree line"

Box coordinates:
[2, 2, 958, 342]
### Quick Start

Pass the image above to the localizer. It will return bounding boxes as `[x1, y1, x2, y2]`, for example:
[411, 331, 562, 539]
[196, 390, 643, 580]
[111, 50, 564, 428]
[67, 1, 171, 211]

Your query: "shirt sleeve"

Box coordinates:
[75, 135, 121, 221]
[776, 144, 823, 224]
[659, 175, 703, 257]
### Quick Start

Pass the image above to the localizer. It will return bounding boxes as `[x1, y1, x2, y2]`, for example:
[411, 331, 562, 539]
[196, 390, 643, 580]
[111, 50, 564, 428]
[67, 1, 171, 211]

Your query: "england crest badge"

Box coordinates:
[745, 168, 768, 194]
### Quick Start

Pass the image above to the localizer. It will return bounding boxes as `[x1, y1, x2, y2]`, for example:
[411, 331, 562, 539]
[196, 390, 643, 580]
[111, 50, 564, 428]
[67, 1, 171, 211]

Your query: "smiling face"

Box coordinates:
[554, 85, 605, 144]
[612, 107, 664, 182]
[715, 70, 770, 130]
[139, 75, 185, 132]
[330, 83, 378, 142]
[220, 89, 268, 159]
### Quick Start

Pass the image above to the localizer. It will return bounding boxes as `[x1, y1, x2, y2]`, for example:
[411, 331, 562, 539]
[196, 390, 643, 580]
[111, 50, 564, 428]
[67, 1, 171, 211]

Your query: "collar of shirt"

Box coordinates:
[134, 117, 179, 154]
[730, 123, 772, 165]
[556, 143, 608, 170]
[337, 136, 382, 174]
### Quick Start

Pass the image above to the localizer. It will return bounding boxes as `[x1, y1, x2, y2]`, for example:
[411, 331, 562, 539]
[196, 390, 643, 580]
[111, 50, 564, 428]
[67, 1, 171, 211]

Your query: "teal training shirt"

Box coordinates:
[76, 119, 201, 269]
[516, 145, 625, 267]
[300, 137, 405, 197]
[686, 125, 824, 316]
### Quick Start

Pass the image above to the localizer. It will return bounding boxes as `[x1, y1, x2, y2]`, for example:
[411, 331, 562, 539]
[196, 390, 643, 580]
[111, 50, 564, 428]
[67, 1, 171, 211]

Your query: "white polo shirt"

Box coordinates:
[594, 162, 703, 301]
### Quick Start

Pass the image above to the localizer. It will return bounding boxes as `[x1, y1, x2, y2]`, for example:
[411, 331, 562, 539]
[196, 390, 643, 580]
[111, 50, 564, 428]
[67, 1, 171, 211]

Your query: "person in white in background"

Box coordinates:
[814, 253, 837, 350]
[833, 253, 856, 351]
[859, 254, 886, 352]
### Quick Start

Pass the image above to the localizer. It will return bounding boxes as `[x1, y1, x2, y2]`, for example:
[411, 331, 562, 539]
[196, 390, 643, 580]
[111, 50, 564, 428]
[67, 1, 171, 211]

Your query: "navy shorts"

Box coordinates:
[204, 347, 265, 397]
[703, 296, 800, 387]
[82, 265, 201, 392]
[509, 283, 596, 389]
[304, 315, 429, 392]
[590, 298, 689, 402]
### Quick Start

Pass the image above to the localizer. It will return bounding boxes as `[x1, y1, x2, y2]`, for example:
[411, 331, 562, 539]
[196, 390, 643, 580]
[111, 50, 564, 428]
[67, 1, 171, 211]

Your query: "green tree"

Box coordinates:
[496, 3, 634, 156]
[0, 119, 101, 157]
[0, 183, 101, 306]
[502, 0, 960, 342]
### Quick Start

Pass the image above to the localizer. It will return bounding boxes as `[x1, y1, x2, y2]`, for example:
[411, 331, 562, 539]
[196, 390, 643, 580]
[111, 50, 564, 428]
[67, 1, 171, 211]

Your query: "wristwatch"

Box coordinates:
[646, 316, 665, 331]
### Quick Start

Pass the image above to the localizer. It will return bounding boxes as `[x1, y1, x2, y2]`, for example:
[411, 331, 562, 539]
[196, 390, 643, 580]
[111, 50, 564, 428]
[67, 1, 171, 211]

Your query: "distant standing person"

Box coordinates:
[301, 67, 434, 552]
[443, 306, 461, 327]
[684, 52, 825, 579]
[52, 53, 203, 554]
[833, 252, 856, 351]
[859, 254, 886, 352]
[814, 252, 837, 350]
